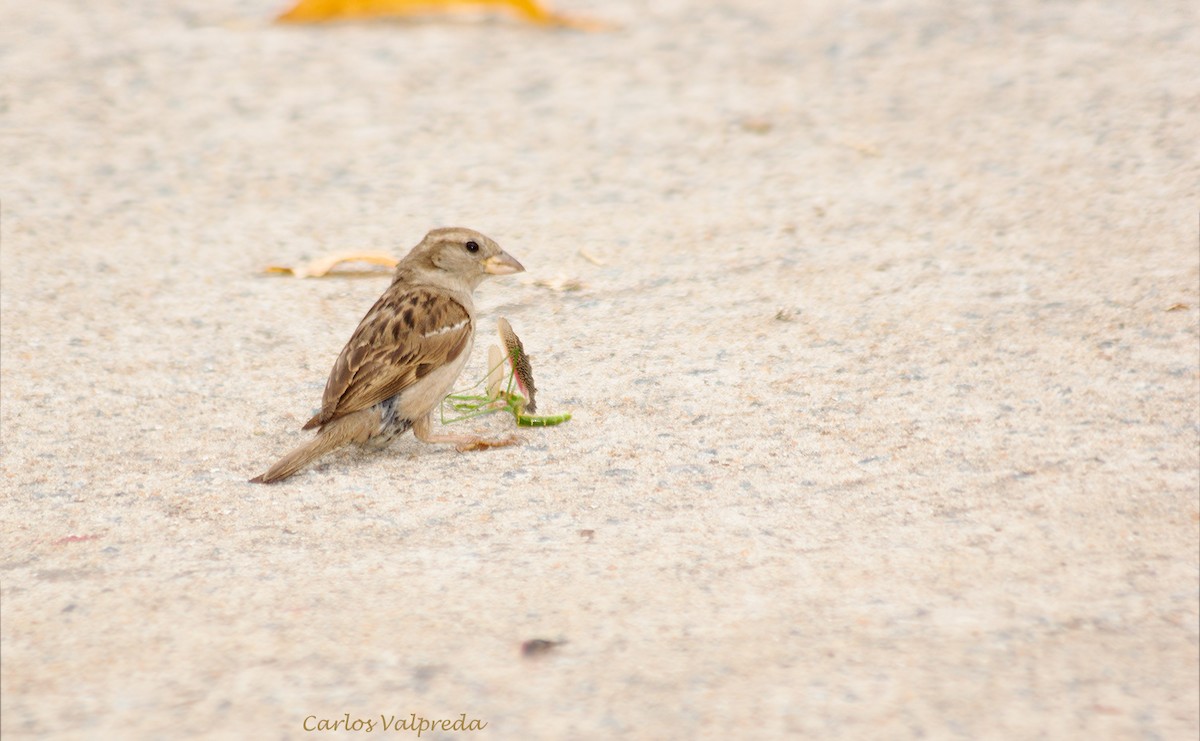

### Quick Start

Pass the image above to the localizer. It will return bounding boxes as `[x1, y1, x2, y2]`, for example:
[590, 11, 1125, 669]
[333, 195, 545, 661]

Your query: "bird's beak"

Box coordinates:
[484, 251, 525, 275]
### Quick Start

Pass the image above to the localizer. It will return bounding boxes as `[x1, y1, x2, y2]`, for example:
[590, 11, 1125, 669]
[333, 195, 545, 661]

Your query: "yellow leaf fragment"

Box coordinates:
[263, 251, 398, 279]
[530, 275, 585, 292]
[837, 138, 881, 157]
[578, 248, 606, 266]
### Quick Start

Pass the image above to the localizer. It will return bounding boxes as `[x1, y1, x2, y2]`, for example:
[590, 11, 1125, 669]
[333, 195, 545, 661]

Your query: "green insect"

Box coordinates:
[440, 319, 571, 428]
[517, 412, 572, 426]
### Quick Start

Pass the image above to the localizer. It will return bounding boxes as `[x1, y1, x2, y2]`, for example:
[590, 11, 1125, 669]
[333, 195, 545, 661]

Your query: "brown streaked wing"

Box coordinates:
[302, 288, 472, 430]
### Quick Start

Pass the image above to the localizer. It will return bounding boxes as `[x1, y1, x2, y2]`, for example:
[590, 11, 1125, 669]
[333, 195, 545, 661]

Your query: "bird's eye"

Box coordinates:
[465, 241, 480, 253]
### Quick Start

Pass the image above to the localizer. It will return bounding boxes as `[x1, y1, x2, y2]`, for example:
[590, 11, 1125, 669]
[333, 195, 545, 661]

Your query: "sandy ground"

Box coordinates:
[2, 0, 1198, 738]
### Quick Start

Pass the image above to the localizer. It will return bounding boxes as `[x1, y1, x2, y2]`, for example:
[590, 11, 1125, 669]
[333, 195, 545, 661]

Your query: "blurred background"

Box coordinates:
[2, 1, 1197, 738]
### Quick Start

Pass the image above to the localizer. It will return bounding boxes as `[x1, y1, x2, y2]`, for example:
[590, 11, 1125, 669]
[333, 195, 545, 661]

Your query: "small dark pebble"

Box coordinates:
[521, 639, 567, 658]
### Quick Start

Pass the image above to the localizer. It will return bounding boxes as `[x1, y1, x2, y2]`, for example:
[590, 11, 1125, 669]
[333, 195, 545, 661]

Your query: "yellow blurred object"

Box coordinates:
[263, 251, 398, 279]
[276, 0, 609, 29]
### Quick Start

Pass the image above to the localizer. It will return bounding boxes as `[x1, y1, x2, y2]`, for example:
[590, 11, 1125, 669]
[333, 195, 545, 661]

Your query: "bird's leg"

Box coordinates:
[413, 414, 519, 452]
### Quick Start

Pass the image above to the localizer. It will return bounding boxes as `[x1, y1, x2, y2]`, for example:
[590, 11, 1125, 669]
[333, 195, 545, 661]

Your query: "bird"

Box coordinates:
[250, 227, 525, 483]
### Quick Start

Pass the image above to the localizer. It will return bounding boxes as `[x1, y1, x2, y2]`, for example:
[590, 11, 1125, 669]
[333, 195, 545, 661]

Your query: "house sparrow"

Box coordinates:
[251, 227, 525, 484]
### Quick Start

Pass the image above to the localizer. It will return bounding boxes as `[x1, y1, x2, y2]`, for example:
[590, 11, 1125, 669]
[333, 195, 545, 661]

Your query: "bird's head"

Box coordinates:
[405, 227, 525, 291]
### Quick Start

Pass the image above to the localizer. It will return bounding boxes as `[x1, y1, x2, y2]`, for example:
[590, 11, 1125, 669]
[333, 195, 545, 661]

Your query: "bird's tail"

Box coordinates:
[250, 412, 375, 484]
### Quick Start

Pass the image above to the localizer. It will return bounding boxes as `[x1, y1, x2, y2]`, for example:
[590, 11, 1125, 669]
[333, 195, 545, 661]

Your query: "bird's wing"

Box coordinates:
[303, 288, 472, 430]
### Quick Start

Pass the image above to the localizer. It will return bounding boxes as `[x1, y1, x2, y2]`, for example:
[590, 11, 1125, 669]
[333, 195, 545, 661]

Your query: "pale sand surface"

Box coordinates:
[2, 1, 1198, 738]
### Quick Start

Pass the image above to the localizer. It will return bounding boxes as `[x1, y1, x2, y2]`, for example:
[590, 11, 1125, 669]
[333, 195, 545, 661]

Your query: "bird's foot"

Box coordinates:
[455, 435, 521, 452]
